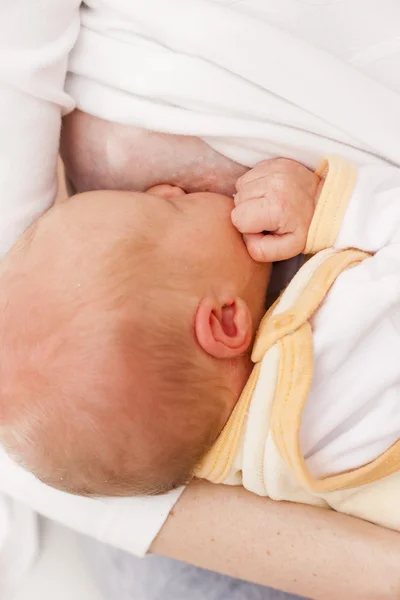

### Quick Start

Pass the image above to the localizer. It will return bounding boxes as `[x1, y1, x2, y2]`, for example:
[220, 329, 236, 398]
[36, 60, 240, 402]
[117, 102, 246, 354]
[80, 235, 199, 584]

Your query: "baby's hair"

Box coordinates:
[0, 204, 231, 497]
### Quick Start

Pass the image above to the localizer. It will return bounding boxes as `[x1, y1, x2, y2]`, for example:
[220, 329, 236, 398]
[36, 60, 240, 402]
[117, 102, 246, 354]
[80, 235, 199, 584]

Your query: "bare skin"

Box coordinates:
[60, 110, 400, 599]
[61, 111, 247, 196]
[153, 481, 400, 600]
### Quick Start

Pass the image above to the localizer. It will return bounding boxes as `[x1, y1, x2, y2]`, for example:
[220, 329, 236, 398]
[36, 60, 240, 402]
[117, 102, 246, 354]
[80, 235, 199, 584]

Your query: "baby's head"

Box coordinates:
[0, 186, 270, 496]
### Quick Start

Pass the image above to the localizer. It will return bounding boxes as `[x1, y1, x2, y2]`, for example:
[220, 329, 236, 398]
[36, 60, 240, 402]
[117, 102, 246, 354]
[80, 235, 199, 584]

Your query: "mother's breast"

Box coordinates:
[60, 111, 248, 196]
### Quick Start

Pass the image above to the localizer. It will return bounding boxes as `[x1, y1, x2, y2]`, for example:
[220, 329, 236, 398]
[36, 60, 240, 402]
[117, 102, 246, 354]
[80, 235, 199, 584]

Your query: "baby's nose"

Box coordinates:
[146, 184, 187, 200]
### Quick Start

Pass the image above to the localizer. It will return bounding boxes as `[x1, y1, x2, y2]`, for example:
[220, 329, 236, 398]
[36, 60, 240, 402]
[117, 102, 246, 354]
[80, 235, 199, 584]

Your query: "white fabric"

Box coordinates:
[301, 163, 400, 478]
[0, 0, 79, 259]
[1, 0, 400, 586]
[0, 498, 38, 598]
[0, 448, 182, 557]
[66, 0, 400, 170]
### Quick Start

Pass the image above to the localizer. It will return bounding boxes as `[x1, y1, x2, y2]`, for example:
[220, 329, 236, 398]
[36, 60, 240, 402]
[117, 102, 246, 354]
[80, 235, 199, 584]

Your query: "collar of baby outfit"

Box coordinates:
[196, 155, 400, 493]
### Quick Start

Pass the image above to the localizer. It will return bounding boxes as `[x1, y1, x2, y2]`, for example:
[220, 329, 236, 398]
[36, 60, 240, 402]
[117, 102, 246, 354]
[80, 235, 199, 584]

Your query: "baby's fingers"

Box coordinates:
[235, 158, 291, 191]
[234, 177, 273, 207]
[244, 232, 303, 263]
[231, 197, 281, 234]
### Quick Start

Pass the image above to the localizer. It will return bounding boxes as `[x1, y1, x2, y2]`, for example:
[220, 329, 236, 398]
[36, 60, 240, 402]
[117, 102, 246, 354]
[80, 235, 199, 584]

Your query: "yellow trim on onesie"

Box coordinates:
[305, 155, 357, 254]
[269, 250, 373, 493]
[196, 362, 260, 483]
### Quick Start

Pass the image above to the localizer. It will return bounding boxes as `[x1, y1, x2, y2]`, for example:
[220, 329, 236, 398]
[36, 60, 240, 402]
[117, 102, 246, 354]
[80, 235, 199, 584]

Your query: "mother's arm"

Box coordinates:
[153, 480, 400, 600]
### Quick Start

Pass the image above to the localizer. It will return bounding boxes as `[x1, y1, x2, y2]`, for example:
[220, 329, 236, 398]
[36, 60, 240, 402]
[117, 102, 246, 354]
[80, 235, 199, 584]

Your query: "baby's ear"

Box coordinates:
[194, 296, 253, 359]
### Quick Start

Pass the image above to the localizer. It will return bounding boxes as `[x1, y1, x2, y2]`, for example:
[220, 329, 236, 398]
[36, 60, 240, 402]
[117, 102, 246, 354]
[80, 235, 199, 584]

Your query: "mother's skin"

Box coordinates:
[61, 111, 400, 600]
[154, 481, 400, 600]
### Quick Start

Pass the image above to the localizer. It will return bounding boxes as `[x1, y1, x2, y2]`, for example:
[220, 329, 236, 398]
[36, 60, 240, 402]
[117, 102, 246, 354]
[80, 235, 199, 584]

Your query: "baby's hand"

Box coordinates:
[231, 158, 320, 262]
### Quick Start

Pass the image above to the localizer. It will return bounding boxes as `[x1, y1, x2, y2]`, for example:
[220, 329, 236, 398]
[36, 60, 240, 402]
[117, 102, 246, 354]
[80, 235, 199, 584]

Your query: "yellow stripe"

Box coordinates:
[195, 362, 260, 483]
[269, 251, 400, 493]
[252, 249, 369, 363]
[306, 155, 358, 254]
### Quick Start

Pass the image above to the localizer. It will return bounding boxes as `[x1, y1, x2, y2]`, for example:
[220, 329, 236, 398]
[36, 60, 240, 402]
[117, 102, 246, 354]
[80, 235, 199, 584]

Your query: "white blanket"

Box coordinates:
[67, 0, 400, 169]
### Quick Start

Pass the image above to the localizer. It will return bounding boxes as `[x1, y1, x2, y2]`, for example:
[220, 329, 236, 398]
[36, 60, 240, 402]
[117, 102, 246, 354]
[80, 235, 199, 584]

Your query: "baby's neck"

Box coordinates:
[225, 354, 254, 407]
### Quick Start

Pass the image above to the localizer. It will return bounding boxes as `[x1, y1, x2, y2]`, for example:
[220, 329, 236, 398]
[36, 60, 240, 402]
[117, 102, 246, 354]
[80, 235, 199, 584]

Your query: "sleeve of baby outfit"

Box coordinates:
[300, 161, 400, 480]
[0, 445, 184, 556]
[0, 0, 81, 258]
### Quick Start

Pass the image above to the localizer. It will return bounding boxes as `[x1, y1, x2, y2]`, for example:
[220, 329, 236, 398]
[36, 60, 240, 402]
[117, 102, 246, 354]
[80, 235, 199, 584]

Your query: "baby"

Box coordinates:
[0, 159, 316, 496]
[2, 155, 400, 537]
